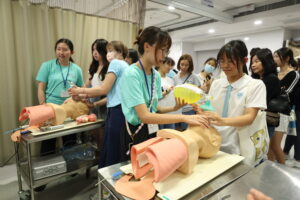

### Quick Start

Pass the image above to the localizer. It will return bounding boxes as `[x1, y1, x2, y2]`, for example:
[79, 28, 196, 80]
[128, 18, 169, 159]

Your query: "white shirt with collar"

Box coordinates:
[209, 74, 267, 155]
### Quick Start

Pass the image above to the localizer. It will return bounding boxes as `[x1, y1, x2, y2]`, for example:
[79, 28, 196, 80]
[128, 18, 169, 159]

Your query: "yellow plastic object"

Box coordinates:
[173, 84, 204, 104]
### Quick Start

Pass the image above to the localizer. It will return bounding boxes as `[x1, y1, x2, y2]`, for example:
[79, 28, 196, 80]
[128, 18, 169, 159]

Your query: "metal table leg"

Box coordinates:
[26, 142, 35, 200]
[15, 143, 23, 192]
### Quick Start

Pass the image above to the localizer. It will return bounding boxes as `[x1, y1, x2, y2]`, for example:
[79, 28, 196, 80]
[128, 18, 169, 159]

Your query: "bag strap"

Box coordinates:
[285, 71, 300, 94]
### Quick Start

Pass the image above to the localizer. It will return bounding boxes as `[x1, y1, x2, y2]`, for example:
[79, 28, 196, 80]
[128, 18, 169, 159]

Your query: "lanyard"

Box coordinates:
[139, 59, 154, 111]
[183, 73, 192, 84]
[58, 60, 70, 88]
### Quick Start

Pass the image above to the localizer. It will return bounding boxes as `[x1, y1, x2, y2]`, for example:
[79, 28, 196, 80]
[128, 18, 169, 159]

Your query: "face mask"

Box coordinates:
[106, 51, 116, 62]
[204, 64, 215, 73]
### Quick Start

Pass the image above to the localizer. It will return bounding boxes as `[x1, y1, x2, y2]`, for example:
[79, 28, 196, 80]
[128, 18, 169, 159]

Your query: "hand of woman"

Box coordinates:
[167, 86, 174, 93]
[204, 111, 226, 126]
[68, 87, 83, 96]
[183, 114, 209, 128]
[173, 97, 187, 111]
[192, 103, 204, 114]
[246, 189, 273, 200]
[82, 99, 94, 108]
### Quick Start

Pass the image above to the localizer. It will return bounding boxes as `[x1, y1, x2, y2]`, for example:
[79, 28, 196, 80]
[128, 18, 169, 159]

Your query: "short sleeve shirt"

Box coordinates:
[36, 59, 84, 105]
[121, 64, 162, 125]
[209, 75, 267, 154]
[106, 59, 128, 107]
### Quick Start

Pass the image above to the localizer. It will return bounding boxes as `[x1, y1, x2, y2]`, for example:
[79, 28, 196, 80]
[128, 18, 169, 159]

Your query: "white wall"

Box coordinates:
[292, 30, 300, 40]
[182, 42, 198, 70]
[194, 39, 224, 51]
[170, 28, 296, 74]
[169, 41, 182, 68]
[225, 29, 285, 53]
[196, 49, 219, 73]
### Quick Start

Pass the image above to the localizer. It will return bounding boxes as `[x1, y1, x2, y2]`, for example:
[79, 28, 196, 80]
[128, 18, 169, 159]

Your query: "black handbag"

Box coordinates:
[268, 93, 291, 115]
[268, 71, 299, 115]
[266, 111, 280, 127]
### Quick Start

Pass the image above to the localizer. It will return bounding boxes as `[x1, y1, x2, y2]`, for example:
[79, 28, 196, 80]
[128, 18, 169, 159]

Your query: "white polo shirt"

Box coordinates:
[209, 74, 267, 155]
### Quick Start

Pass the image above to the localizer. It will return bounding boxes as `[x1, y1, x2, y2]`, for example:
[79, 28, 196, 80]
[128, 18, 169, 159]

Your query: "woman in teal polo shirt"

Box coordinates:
[120, 26, 209, 161]
[36, 38, 84, 156]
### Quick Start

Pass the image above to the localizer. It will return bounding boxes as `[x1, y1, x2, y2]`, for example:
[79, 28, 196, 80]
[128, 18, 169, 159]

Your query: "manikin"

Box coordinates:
[115, 125, 222, 200]
[11, 99, 91, 142]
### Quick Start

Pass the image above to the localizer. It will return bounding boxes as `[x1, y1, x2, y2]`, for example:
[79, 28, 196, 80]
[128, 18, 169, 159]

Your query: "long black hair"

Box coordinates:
[274, 47, 298, 68]
[217, 40, 248, 74]
[127, 48, 139, 63]
[55, 38, 74, 62]
[251, 48, 277, 79]
[89, 39, 109, 81]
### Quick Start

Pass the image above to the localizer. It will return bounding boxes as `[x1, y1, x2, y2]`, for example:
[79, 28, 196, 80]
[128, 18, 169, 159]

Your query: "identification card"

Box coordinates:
[148, 124, 159, 135]
[60, 90, 70, 97]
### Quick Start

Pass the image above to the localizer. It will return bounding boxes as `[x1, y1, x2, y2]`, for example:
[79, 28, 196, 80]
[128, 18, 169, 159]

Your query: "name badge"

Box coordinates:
[148, 124, 158, 135]
[60, 90, 70, 97]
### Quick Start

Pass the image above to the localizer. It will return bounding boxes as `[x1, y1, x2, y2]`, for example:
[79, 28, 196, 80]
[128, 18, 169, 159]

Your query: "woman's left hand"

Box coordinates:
[81, 99, 94, 108]
[204, 111, 226, 126]
[173, 97, 187, 111]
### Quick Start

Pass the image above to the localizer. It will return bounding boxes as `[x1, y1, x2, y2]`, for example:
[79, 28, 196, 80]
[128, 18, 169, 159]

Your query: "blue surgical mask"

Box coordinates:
[204, 64, 215, 73]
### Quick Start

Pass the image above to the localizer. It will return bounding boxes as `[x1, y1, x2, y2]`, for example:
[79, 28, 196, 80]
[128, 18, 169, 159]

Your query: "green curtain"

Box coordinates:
[0, 0, 139, 165]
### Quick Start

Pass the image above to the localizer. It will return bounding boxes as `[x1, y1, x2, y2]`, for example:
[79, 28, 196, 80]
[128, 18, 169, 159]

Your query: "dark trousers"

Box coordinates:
[120, 122, 156, 162]
[283, 109, 300, 160]
[99, 105, 125, 168]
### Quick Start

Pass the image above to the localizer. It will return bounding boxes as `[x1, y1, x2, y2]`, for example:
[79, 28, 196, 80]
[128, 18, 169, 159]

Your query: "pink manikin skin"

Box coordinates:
[130, 137, 164, 179]
[115, 172, 156, 200]
[145, 138, 188, 182]
[157, 125, 221, 174]
[116, 126, 221, 199]
[18, 100, 90, 126]
[19, 104, 55, 126]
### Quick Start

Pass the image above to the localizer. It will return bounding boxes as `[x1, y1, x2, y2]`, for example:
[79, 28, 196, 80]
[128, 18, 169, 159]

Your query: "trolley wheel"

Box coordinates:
[18, 190, 31, 200]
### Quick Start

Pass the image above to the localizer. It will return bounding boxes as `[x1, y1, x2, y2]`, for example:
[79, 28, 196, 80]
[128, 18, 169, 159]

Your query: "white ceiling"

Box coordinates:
[144, 0, 300, 42]
[28, 0, 300, 43]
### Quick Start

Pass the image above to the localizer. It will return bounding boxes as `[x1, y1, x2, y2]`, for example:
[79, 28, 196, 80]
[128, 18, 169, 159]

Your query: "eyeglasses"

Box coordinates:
[219, 60, 234, 66]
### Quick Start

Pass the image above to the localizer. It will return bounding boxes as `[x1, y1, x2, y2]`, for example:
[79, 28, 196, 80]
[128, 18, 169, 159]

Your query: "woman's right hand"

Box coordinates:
[68, 87, 83, 96]
[183, 114, 209, 128]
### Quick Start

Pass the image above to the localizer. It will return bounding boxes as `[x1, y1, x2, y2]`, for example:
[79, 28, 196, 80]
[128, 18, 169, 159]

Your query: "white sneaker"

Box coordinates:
[294, 161, 300, 169]
[286, 159, 300, 168]
[285, 159, 296, 167]
[285, 154, 292, 160]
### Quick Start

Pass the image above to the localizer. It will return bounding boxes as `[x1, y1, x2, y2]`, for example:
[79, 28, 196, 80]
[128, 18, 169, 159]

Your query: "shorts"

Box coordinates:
[274, 114, 289, 133]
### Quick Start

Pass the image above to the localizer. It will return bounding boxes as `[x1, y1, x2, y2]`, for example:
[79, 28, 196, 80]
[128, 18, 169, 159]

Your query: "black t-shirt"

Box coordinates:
[262, 73, 281, 105]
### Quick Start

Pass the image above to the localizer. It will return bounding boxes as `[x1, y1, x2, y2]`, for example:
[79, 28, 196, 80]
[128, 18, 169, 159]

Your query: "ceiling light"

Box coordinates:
[244, 37, 249, 41]
[208, 29, 215, 33]
[168, 5, 175, 10]
[254, 20, 262, 25]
